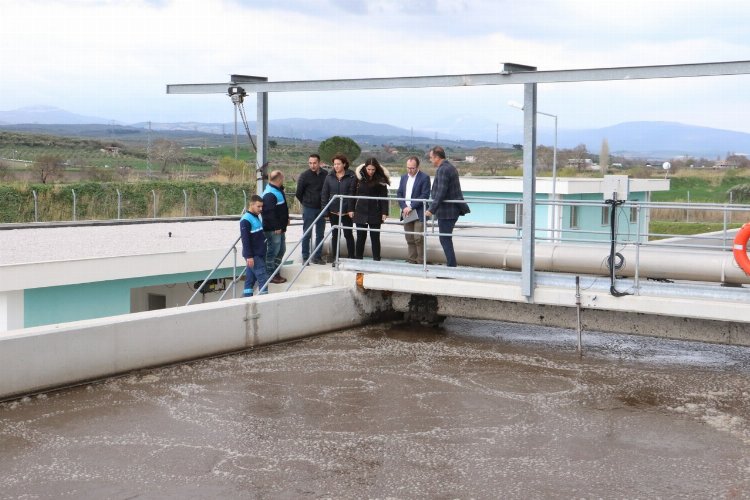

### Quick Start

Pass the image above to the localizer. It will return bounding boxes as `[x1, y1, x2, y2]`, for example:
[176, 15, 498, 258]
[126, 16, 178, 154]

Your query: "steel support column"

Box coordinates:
[256, 92, 268, 196]
[521, 83, 537, 299]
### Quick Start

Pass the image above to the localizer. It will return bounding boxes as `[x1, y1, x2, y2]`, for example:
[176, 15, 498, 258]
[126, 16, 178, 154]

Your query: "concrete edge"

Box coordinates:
[0, 277, 393, 400]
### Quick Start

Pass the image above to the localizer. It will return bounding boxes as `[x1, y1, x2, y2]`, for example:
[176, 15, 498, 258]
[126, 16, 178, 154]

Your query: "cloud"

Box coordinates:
[1, 0, 749, 134]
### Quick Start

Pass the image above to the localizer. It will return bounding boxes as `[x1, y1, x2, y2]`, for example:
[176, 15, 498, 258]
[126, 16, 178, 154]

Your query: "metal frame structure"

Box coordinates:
[167, 60, 750, 301]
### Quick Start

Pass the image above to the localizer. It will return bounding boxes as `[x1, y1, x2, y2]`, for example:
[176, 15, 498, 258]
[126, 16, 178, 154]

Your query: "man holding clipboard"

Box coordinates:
[397, 156, 431, 264]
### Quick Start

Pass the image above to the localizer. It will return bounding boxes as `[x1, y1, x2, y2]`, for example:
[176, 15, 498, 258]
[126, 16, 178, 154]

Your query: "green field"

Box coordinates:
[3, 128, 750, 234]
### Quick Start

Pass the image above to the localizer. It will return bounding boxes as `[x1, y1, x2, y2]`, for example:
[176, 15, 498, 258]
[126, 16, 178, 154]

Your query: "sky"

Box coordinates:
[2, 0, 750, 141]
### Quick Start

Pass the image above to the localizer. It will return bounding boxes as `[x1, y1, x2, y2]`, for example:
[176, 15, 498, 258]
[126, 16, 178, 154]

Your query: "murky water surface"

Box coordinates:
[2, 319, 750, 499]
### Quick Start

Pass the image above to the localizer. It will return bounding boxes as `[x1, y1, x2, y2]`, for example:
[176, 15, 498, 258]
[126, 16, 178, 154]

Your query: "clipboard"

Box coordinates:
[402, 210, 420, 224]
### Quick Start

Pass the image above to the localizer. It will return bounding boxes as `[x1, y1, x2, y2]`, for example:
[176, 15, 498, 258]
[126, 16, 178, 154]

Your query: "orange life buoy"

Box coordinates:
[733, 222, 750, 275]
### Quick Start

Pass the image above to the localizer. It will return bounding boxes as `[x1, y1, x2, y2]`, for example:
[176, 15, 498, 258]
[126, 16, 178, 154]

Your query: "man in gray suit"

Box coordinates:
[425, 146, 469, 267]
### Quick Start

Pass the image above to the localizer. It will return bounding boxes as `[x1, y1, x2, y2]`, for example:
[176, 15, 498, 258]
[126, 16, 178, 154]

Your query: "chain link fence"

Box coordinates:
[0, 181, 257, 223]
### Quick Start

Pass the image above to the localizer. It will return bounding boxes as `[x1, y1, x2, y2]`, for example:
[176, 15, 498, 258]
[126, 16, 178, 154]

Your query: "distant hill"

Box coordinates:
[135, 117, 444, 142]
[554, 121, 750, 159]
[3, 105, 750, 157]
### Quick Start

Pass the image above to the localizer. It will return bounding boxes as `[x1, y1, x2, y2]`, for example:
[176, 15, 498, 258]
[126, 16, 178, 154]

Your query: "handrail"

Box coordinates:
[188, 193, 750, 305]
[186, 235, 241, 305]
[215, 196, 341, 301]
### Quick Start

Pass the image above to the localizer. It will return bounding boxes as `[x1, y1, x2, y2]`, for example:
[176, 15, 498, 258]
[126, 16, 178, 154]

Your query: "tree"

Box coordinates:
[535, 145, 554, 171]
[152, 138, 182, 174]
[473, 147, 521, 175]
[600, 138, 610, 175]
[32, 154, 65, 184]
[726, 154, 750, 169]
[571, 143, 589, 170]
[318, 136, 361, 165]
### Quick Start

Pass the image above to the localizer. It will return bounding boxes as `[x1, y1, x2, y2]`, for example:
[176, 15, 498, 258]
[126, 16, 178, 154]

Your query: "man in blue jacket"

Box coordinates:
[397, 156, 431, 264]
[425, 146, 470, 267]
[262, 170, 290, 283]
[240, 195, 269, 296]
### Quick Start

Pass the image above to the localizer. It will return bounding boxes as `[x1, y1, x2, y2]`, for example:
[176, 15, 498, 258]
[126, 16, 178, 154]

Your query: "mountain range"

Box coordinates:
[2, 106, 750, 158]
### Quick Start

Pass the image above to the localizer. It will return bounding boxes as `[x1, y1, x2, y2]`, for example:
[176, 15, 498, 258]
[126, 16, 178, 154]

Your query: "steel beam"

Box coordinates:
[167, 60, 750, 95]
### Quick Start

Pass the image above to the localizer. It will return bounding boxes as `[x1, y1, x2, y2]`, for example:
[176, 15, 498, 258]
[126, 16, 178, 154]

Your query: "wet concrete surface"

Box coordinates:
[1, 319, 750, 499]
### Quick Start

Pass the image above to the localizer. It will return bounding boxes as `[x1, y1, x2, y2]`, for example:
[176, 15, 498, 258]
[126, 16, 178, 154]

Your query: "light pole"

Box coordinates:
[508, 100, 558, 241]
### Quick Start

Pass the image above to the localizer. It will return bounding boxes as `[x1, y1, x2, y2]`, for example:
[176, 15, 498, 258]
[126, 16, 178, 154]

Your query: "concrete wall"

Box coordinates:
[0, 279, 390, 400]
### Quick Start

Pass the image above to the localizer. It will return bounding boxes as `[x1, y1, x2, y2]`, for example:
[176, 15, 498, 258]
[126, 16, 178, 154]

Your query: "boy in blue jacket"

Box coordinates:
[240, 195, 270, 297]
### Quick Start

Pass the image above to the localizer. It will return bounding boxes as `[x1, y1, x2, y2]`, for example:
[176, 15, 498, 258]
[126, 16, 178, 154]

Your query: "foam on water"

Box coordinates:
[1, 319, 749, 497]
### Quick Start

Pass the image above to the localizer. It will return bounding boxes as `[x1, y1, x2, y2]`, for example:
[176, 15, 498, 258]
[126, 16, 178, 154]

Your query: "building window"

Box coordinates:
[505, 203, 522, 226]
[147, 293, 167, 311]
[601, 206, 610, 225]
[570, 205, 580, 229]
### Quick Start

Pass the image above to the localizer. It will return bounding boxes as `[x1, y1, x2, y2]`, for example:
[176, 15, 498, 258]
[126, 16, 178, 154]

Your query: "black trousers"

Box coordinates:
[355, 222, 382, 261]
[329, 213, 355, 259]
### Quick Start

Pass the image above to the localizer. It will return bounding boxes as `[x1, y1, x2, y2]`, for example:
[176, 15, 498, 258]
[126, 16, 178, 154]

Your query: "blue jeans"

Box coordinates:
[437, 217, 458, 267]
[264, 231, 286, 275]
[302, 205, 325, 260]
[244, 257, 269, 296]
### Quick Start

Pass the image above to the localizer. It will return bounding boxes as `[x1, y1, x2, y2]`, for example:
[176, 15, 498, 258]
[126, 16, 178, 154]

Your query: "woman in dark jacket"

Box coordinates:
[321, 153, 356, 260]
[353, 157, 390, 261]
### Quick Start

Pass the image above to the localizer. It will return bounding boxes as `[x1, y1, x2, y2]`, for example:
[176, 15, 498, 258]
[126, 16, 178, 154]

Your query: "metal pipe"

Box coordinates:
[152, 189, 157, 218]
[183, 189, 188, 217]
[71, 189, 77, 222]
[351, 228, 750, 285]
[213, 189, 218, 216]
[576, 276, 582, 356]
[32, 190, 38, 222]
[634, 203, 642, 292]
[232, 246, 237, 299]
[116, 189, 121, 220]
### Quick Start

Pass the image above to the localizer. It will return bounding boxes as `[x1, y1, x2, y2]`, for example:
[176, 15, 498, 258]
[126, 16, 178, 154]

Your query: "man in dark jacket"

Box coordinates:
[240, 195, 269, 296]
[397, 155, 431, 264]
[425, 146, 470, 267]
[295, 153, 328, 265]
[262, 170, 290, 283]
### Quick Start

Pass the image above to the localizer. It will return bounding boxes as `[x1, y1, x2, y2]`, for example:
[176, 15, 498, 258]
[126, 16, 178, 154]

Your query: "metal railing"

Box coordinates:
[188, 193, 750, 304]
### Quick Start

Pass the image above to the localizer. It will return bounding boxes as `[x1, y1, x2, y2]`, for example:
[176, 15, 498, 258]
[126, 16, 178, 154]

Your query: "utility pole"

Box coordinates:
[146, 121, 152, 177]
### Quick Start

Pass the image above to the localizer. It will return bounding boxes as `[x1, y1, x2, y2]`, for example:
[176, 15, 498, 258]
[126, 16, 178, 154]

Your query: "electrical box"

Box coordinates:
[602, 175, 629, 201]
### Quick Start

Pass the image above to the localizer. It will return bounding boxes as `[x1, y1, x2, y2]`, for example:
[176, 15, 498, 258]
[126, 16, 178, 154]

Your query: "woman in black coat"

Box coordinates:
[321, 153, 357, 260]
[353, 157, 390, 261]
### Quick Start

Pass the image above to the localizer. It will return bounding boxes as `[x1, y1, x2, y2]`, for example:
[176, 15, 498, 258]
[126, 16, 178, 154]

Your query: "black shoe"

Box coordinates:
[311, 257, 325, 265]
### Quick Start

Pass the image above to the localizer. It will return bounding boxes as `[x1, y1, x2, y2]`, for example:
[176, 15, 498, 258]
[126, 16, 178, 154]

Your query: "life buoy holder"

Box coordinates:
[733, 223, 750, 275]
